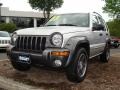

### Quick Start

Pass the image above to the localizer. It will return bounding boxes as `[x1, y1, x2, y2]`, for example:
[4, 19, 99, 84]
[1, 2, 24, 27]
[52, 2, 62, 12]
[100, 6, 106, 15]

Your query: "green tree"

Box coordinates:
[0, 23, 17, 33]
[29, 0, 63, 19]
[103, 0, 120, 18]
[107, 19, 120, 37]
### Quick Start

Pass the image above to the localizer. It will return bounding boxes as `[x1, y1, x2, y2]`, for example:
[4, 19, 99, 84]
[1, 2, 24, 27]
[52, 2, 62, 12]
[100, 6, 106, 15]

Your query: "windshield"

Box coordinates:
[0, 32, 10, 37]
[45, 13, 89, 27]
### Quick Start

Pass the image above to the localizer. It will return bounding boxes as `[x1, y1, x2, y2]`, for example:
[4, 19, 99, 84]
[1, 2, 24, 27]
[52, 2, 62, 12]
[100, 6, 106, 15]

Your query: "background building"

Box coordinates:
[0, 7, 47, 29]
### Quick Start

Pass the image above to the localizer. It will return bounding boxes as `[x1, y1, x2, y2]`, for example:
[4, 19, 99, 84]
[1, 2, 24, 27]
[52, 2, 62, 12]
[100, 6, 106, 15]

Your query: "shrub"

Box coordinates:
[107, 19, 120, 38]
[0, 23, 17, 33]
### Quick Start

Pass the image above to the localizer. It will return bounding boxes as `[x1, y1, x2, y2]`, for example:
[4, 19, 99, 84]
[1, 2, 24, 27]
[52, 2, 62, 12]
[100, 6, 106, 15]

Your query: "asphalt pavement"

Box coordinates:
[0, 47, 120, 60]
[110, 47, 120, 54]
[0, 50, 8, 60]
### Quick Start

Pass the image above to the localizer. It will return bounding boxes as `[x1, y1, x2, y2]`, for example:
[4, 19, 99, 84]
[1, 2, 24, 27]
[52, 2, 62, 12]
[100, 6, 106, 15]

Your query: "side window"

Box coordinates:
[98, 16, 106, 31]
[92, 15, 99, 28]
[98, 16, 104, 25]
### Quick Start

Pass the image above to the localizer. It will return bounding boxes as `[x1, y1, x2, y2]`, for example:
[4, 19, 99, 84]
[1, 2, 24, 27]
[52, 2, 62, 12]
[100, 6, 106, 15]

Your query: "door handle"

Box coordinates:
[99, 33, 103, 36]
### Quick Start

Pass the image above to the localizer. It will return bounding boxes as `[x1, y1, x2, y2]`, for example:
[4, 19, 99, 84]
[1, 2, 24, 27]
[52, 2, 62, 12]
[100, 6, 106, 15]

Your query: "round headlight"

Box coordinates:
[11, 32, 18, 44]
[51, 33, 63, 46]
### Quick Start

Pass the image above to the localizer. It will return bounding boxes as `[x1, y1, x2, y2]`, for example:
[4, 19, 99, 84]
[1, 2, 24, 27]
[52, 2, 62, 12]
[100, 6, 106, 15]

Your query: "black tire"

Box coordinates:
[11, 61, 31, 71]
[100, 44, 110, 62]
[66, 48, 88, 83]
[114, 44, 119, 48]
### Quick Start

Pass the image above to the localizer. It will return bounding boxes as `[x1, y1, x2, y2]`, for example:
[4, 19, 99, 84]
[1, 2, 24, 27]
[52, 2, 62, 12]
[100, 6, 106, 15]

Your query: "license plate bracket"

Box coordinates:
[18, 53, 31, 64]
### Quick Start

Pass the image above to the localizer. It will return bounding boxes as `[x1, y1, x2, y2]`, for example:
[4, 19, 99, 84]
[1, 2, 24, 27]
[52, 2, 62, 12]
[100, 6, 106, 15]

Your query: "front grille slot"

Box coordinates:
[28, 37, 32, 50]
[15, 36, 46, 53]
[23, 37, 27, 49]
[32, 37, 36, 50]
[41, 37, 46, 51]
[20, 37, 24, 49]
[0, 40, 10, 44]
[2, 40, 4, 44]
[36, 37, 41, 50]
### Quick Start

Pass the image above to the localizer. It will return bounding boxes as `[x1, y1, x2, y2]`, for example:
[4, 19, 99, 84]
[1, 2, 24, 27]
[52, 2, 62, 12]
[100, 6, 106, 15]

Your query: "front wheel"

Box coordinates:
[66, 48, 88, 83]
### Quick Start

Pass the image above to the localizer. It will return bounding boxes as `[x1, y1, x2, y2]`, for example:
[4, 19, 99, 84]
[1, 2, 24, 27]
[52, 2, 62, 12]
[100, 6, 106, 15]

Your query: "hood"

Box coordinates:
[0, 37, 11, 40]
[16, 26, 90, 35]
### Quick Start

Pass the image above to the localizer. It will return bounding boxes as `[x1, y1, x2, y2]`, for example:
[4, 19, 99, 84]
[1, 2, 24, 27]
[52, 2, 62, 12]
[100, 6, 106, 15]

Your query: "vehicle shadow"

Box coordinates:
[11, 57, 106, 89]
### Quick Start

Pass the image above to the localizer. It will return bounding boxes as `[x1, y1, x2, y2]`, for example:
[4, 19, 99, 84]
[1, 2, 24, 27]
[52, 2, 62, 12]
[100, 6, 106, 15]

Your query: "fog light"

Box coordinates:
[54, 60, 62, 67]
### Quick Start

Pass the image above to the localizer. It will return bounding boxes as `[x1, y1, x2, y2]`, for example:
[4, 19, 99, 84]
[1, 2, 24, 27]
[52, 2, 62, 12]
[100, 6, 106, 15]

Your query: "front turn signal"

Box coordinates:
[51, 51, 70, 57]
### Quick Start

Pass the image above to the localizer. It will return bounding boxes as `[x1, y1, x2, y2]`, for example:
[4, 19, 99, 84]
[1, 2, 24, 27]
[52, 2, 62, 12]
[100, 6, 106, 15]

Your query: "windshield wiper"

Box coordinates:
[46, 25, 57, 26]
[46, 24, 78, 26]
[58, 24, 78, 26]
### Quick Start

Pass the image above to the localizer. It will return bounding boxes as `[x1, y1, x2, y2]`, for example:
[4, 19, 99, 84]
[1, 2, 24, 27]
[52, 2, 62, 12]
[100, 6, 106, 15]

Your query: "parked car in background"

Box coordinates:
[0, 31, 11, 49]
[111, 37, 120, 48]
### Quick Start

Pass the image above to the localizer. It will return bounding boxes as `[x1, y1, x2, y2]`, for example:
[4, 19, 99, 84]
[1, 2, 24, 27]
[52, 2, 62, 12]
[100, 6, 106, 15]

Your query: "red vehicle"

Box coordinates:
[111, 37, 120, 48]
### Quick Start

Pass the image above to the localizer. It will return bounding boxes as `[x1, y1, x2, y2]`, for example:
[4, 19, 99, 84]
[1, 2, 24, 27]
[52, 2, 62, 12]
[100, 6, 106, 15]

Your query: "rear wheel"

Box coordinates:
[11, 61, 31, 71]
[66, 48, 88, 83]
[114, 43, 119, 48]
[100, 44, 110, 62]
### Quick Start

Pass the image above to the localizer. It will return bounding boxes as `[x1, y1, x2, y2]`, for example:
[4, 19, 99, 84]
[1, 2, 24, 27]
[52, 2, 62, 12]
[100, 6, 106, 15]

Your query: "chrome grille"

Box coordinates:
[0, 40, 10, 44]
[15, 36, 46, 53]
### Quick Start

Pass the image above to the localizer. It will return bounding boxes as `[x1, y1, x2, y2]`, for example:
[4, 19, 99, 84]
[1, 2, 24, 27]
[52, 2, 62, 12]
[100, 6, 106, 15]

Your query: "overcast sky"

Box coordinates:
[0, 0, 110, 21]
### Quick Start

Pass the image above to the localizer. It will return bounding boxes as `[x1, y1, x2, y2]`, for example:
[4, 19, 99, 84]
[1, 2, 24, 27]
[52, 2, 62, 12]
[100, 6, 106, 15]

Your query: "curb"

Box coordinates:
[0, 76, 43, 90]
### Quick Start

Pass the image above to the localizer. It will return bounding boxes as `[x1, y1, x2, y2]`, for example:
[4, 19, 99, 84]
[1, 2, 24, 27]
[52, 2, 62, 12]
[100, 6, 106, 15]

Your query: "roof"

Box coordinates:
[1, 7, 53, 18]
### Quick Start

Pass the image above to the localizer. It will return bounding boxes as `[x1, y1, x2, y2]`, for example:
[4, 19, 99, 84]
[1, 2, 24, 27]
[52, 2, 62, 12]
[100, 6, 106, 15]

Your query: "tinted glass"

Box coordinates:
[98, 16, 105, 25]
[97, 16, 106, 31]
[10, 17, 34, 28]
[45, 13, 89, 27]
[0, 17, 6, 23]
[92, 15, 99, 27]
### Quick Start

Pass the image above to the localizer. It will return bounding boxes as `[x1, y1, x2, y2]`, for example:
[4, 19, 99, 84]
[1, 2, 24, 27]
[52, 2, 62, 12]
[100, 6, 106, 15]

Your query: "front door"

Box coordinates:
[90, 15, 105, 57]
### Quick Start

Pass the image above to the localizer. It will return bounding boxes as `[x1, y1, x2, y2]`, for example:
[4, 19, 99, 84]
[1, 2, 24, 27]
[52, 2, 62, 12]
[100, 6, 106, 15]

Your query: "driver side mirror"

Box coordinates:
[92, 24, 105, 31]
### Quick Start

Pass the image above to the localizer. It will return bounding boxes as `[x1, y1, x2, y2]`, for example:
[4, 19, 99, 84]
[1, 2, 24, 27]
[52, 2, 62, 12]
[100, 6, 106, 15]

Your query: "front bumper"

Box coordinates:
[7, 45, 70, 68]
[0, 44, 9, 49]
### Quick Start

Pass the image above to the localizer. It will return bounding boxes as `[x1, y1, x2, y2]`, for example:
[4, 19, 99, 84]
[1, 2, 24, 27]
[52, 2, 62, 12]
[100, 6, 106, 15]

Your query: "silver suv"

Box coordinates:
[7, 12, 111, 83]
